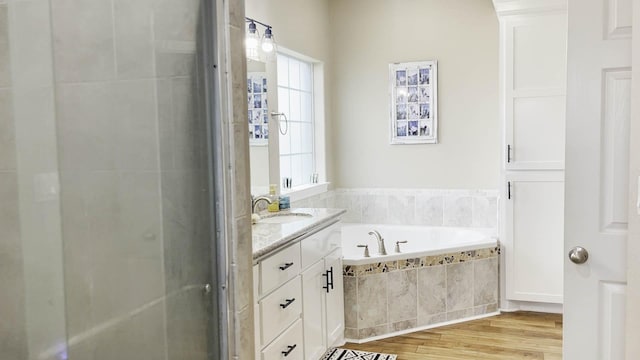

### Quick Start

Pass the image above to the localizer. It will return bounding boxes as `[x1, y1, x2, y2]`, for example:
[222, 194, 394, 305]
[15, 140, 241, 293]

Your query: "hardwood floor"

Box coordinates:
[342, 312, 563, 360]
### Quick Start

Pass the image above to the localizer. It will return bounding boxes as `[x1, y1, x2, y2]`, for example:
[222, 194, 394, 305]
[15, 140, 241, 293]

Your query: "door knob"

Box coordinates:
[568, 246, 589, 264]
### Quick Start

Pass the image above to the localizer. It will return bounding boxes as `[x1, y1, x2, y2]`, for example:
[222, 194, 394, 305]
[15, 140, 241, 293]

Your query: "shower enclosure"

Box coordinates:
[0, 0, 230, 358]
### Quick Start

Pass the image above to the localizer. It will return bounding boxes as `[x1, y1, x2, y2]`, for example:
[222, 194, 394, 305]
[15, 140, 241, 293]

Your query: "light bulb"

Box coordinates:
[246, 36, 259, 48]
[262, 39, 274, 53]
[261, 27, 276, 53]
[245, 21, 260, 60]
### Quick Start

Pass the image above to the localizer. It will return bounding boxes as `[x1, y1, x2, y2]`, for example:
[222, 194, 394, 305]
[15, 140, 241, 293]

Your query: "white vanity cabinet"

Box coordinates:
[301, 247, 344, 360]
[494, 0, 567, 305]
[254, 222, 344, 360]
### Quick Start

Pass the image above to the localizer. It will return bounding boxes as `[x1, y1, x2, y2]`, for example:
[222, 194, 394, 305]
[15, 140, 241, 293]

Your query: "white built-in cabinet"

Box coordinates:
[495, 0, 567, 304]
[254, 222, 344, 360]
[505, 172, 565, 303]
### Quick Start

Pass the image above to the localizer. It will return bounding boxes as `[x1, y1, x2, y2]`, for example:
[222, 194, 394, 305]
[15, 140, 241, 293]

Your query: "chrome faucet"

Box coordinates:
[252, 195, 272, 214]
[368, 230, 387, 255]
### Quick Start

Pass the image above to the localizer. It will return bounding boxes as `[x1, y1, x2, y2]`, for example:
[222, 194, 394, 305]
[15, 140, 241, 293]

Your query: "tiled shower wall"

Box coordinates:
[342, 247, 500, 340]
[292, 188, 499, 232]
[53, 0, 214, 357]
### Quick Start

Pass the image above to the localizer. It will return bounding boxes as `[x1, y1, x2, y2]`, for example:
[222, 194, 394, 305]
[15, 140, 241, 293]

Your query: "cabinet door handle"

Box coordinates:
[322, 267, 334, 293]
[507, 144, 512, 163]
[279, 262, 294, 271]
[281, 344, 297, 357]
[329, 266, 334, 290]
[279, 298, 295, 309]
[507, 181, 512, 200]
[322, 271, 329, 293]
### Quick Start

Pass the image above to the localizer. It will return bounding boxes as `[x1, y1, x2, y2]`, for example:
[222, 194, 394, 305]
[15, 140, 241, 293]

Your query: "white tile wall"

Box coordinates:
[293, 188, 499, 233]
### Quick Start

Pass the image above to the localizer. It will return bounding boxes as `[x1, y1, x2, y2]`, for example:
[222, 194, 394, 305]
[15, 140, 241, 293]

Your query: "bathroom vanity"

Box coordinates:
[252, 208, 346, 360]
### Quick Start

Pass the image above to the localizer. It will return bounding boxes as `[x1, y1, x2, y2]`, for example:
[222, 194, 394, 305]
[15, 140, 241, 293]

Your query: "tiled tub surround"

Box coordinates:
[342, 246, 500, 341]
[291, 188, 499, 231]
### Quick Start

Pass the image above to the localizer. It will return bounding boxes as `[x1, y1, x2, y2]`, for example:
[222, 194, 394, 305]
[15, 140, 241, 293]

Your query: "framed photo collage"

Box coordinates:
[248, 72, 269, 145]
[390, 61, 438, 144]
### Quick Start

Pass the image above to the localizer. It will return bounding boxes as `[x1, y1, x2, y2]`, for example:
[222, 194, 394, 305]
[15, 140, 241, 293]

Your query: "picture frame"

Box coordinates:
[247, 71, 269, 146]
[389, 61, 438, 144]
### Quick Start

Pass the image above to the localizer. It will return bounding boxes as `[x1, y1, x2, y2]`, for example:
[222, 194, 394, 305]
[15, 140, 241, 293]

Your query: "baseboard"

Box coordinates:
[500, 301, 563, 314]
[344, 311, 501, 344]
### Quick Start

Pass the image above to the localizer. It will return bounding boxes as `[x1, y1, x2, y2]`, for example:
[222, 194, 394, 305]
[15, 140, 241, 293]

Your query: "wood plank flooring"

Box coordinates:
[342, 312, 563, 360]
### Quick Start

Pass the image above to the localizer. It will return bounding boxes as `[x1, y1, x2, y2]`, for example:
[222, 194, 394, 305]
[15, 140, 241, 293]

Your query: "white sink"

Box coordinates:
[259, 213, 313, 224]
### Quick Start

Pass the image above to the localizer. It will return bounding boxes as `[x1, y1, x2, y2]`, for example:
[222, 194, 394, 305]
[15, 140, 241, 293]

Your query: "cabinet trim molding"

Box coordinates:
[493, 0, 567, 17]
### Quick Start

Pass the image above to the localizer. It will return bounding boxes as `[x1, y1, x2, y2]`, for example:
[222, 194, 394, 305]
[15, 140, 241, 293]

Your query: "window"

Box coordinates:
[277, 53, 316, 190]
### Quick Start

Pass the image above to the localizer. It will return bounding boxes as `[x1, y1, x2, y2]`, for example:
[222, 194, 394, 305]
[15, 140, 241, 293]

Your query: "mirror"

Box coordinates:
[248, 59, 273, 195]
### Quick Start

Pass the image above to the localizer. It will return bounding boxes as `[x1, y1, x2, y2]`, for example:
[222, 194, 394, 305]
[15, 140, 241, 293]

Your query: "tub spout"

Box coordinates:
[368, 230, 387, 256]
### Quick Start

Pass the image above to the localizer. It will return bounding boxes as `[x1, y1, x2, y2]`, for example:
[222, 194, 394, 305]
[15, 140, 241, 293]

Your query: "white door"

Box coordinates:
[628, 2, 640, 357]
[564, 0, 632, 358]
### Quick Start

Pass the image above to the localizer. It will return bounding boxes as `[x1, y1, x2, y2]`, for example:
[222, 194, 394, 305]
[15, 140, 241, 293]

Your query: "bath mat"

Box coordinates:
[321, 347, 397, 360]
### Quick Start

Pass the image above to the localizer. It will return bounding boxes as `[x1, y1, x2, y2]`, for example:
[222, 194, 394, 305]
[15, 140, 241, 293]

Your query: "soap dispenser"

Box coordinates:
[267, 184, 280, 212]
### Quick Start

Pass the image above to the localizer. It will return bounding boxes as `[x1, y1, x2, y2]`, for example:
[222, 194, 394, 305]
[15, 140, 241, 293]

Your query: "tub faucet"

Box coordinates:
[395, 240, 408, 253]
[357, 244, 370, 258]
[368, 230, 387, 256]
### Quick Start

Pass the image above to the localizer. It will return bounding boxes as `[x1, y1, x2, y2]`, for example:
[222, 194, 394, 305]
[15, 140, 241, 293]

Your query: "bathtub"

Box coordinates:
[341, 223, 497, 265]
[340, 223, 500, 341]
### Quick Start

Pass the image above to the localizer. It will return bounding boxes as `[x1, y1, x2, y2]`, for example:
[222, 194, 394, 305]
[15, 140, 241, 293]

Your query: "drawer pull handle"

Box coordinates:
[280, 298, 295, 309]
[282, 344, 297, 357]
[279, 262, 294, 271]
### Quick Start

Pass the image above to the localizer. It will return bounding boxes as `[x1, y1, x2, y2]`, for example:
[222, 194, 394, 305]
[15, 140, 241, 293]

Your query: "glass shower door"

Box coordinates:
[0, 0, 220, 359]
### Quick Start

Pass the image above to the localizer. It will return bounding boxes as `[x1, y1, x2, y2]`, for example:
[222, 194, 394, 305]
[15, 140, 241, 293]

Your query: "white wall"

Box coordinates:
[329, 0, 500, 189]
[250, 146, 269, 193]
[246, 0, 500, 190]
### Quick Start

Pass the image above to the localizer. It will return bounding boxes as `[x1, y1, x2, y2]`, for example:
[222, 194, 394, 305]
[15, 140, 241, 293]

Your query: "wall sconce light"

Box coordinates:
[262, 27, 275, 53]
[245, 17, 276, 60]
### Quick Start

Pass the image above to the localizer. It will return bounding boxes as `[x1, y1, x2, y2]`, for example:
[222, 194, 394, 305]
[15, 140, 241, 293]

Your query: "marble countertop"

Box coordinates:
[252, 208, 346, 262]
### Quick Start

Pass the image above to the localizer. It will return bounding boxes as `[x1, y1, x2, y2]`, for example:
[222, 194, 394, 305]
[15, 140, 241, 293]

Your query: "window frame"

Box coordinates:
[274, 48, 328, 200]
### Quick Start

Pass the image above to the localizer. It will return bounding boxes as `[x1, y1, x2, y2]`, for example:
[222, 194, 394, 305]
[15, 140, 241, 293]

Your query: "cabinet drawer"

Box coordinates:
[261, 319, 304, 360]
[301, 223, 341, 269]
[261, 243, 301, 295]
[260, 276, 302, 346]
